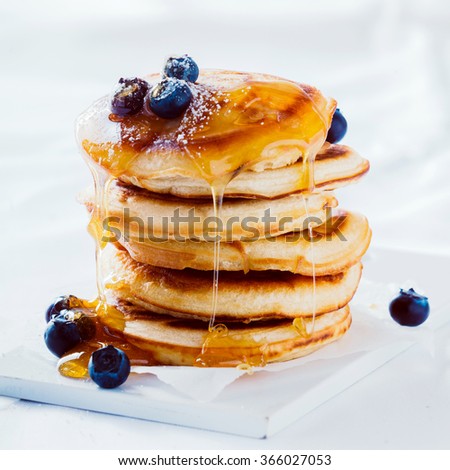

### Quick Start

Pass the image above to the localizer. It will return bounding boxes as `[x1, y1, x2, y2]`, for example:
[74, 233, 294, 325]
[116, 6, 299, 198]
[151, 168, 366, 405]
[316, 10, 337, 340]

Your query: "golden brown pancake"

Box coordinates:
[77, 70, 336, 185]
[101, 302, 351, 366]
[118, 143, 369, 199]
[118, 210, 371, 275]
[80, 180, 337, 241]
[101, 246, 362, 321]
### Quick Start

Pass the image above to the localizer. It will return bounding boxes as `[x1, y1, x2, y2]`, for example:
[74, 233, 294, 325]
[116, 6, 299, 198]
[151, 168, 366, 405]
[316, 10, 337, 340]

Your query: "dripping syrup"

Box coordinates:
[209, 182, 226, 332]
[296, 151, 318, 337]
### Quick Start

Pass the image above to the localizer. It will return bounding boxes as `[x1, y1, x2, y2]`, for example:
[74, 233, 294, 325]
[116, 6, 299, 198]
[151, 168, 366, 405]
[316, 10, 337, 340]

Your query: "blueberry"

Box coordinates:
[61, 309, 96, 341]
[389, 288, 430, 327]
[44, 316, 82, 357]
[149, 78, 192, 119]
[111, 77, 149, 117]
[45, 295, 78, 323]
[326, 108, 347, 143]
[88, 345, 131, 389]
[164, 55, 199, 83]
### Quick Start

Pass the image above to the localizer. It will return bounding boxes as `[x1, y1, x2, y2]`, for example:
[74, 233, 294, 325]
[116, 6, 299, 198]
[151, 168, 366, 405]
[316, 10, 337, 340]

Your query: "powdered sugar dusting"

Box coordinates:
[177, 83, 225, 141]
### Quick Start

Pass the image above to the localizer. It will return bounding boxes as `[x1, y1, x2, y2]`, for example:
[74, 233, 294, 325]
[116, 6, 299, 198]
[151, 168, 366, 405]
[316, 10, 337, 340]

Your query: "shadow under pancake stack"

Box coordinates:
[67, 62, 371, 374]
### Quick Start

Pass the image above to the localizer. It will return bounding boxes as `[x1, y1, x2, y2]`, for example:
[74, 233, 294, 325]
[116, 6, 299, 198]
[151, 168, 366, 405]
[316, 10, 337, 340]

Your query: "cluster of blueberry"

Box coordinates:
[111, 55, 200, 120]
[44, 296, 130, 389]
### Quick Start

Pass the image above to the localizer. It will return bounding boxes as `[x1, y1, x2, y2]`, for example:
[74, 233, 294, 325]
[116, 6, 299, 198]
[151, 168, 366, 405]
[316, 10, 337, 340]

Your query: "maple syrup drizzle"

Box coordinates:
[194, 322, 270, 368]
[209, 183, 226, 331]
[86, 163, 112, 302]
[301, 194, 317, 336]
[69, 75, 331, 374]
[294, 151, 318, 337]
[195, 181, 230, 366]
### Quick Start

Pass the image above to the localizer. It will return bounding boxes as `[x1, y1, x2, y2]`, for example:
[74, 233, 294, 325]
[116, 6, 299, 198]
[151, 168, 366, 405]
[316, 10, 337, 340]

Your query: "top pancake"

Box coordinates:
[77, 69, 336, 187]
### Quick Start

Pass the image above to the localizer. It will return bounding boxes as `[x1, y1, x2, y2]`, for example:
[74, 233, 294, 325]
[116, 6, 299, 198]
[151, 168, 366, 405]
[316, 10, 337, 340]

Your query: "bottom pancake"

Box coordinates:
[101, 303, 351, 367]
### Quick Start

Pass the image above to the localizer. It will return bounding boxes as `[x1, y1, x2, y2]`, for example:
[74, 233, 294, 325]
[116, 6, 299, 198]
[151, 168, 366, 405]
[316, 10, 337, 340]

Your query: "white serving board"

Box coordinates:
[0, 247, 449, 438]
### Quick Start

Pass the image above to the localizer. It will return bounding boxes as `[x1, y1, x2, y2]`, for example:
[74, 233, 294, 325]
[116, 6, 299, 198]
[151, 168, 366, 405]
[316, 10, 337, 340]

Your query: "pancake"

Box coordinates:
[118, 210, 371, 275]
[80, 180, 337, 241]
[101, 245, 362, 321]
[77, 70, 336, 186]
[101, 302, 351, 366]
[118, 143, 369, 199]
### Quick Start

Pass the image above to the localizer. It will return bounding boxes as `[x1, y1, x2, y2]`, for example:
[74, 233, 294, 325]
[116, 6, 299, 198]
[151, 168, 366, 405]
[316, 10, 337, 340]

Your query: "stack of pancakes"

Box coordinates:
[78, 70, 371, 367]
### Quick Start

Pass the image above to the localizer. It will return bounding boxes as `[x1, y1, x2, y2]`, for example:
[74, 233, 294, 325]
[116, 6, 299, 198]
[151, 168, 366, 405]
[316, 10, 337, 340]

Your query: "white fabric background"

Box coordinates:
[0, 0, 449, 449]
